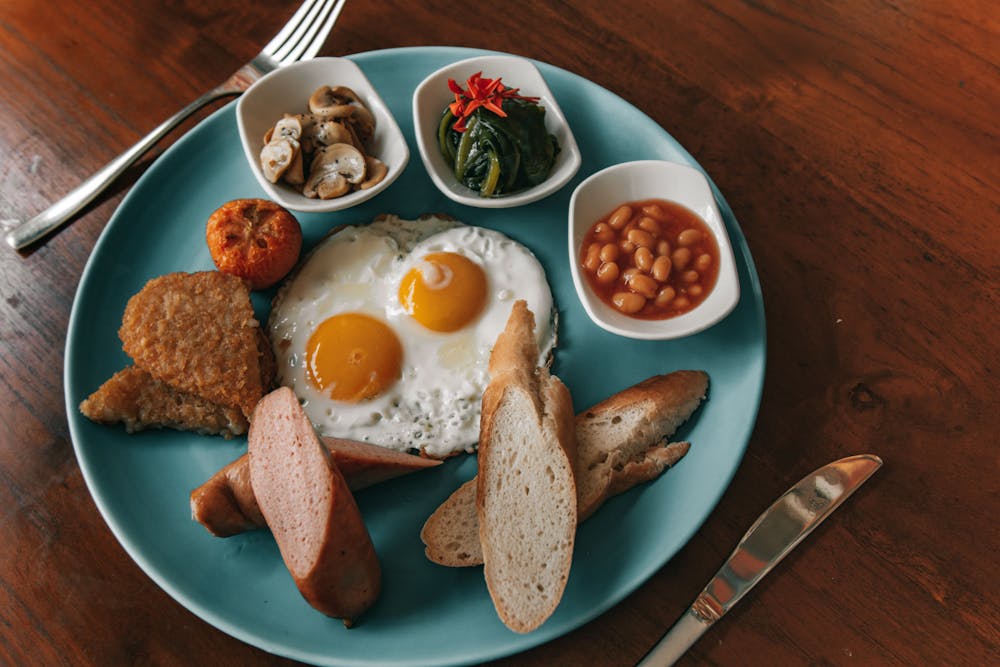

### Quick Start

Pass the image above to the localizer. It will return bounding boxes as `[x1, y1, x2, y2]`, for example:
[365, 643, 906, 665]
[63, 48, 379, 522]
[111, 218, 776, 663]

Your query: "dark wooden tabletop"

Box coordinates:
[2, 1, 997, 665]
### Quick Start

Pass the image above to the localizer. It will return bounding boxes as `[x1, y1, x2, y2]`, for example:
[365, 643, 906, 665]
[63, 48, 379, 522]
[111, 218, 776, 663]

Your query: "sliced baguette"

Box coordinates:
[192, 437, 441, 537]
[575, 370, 708, 519]
[420, 479, 479, 566]
[421, 370, 708, 567]
[476, 301, 577, 633]
[248, 387, 380, 624]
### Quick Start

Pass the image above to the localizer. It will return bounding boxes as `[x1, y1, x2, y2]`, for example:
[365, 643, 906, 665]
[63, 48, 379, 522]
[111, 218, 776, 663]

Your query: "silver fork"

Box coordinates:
[5, 0, 347, 251]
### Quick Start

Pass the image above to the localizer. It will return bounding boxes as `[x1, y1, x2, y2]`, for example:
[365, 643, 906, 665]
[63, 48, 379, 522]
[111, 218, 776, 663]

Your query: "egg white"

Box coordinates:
[268, 214, 556, 457]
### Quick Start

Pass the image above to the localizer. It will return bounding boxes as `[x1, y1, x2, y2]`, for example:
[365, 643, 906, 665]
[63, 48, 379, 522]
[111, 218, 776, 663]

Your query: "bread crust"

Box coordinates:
[486, 298, 541, 384]
[577, 372, 708, 427]
[603, 441, 691, 500]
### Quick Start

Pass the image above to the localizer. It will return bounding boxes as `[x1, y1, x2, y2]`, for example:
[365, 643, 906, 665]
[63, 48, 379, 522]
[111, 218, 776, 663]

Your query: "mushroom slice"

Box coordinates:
[309, 85, 362, 109]
[312, 103, 356, 120]
[310, 120, 356, 149]
[293, 113, 318, 153]
[342, 122, 365, 153]
[309, 85, 357, 119]
[302, 143, 367, 199]
[359, 156, 387, 190]
[260, 137, 300, 184]
[346, 104, 375, 145]
[302, 168, 347, 199]
[274, 114, 304, 141]
[328, 86, 364, 106]
[283, 145, 305, 185]
[308, 85, 341, 111]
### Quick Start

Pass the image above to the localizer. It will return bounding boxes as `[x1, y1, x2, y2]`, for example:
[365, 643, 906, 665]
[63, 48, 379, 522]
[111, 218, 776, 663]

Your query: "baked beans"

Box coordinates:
[579, 198, 719, 319]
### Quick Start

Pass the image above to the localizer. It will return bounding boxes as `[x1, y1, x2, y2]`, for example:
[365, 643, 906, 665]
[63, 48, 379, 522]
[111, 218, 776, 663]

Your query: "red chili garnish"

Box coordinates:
[447, 72, 540, 132]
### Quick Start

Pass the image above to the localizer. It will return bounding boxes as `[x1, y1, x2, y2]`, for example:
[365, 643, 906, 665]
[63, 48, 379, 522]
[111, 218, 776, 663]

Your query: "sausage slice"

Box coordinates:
[248, 387, 380, 624]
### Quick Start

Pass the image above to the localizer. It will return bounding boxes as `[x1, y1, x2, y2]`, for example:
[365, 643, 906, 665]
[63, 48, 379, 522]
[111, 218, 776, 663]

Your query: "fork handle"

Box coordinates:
[5, 87, 240, 251]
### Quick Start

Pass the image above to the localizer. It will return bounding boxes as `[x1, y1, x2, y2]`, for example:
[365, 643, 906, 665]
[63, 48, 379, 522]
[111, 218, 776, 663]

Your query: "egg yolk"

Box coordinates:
[398, 252, 488, 332]
[305, 313, 403, 402]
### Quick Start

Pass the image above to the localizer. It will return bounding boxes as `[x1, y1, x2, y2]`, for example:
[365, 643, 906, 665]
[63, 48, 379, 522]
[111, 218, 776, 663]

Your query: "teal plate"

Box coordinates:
[65, 47, 765, 666]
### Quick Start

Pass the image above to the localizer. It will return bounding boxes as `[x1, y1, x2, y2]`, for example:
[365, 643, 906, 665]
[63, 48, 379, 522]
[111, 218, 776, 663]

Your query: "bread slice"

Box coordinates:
[601, 440, 691, 504]
[421, 442, 689, 568]
[420, 479, 479, 566]
[79, 366, 249, 438]
[476, 300, 577, 633]
[248, 387, 380, 624]
[119, 271, 265, 419]
[575, 371, 708, 519]
[421, 371, 707, 567]
[192, 437, 441, 537]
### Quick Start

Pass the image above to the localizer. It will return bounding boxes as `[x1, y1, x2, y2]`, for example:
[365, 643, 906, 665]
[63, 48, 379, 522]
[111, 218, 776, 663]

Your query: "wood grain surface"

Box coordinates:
[1, 1, 997, 665]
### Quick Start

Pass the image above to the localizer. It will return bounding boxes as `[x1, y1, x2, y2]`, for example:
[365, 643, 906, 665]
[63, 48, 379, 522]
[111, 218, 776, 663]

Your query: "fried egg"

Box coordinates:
[268, 214, 556, 457]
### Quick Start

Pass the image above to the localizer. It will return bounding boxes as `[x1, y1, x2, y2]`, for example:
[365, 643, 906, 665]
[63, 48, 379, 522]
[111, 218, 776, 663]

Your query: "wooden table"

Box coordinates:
[2, 1, 997, 665]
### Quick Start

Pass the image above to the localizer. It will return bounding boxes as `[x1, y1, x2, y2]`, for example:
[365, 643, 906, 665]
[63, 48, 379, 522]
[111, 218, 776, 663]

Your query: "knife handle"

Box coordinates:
[636, 603, 715, 667]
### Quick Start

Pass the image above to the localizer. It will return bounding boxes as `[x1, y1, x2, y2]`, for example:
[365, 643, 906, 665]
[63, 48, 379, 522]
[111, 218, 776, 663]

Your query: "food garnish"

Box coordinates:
[437, 72, 559, 198]
[206, 198, 302, 290]
[259, 85, 387, 199]
[580, 199, 720, 318]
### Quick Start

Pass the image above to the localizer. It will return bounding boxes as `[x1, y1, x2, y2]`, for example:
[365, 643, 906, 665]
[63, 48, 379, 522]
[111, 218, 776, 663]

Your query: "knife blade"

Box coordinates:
[637, 453, 882, 666]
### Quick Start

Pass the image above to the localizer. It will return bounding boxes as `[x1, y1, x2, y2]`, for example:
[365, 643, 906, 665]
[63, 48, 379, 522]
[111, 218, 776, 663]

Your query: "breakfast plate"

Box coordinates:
[65, 47, 765, 666]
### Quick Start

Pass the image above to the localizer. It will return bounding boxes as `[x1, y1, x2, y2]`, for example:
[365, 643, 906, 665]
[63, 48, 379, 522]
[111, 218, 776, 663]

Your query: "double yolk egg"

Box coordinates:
[269, 215, 555, 458]
[305, 250, 488, 401]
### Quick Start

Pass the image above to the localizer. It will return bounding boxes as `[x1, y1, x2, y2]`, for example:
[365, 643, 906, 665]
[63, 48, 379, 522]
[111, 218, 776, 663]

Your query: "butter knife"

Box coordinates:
[637, 453, 883, 666]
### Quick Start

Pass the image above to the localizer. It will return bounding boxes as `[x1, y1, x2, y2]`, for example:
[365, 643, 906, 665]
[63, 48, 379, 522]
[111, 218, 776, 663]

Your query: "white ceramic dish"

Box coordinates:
[412, 54, 581, 208]
[236, 57, 409, 213]
[568, 160, 740, 340]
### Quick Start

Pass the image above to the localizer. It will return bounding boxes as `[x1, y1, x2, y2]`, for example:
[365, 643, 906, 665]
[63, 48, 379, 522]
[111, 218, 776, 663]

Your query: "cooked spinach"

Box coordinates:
[438, 98, 559, 198]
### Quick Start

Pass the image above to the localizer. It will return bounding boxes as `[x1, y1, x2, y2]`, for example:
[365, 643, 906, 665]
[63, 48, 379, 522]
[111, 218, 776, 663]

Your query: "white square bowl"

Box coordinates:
[568, 160, 740, 340]
[236, 57, 409, 213]
[412, 54, 581, 208]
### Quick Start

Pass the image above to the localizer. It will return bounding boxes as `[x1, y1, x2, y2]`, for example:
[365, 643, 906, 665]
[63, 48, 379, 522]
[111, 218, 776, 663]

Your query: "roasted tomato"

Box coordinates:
[206, 198, 302, 290]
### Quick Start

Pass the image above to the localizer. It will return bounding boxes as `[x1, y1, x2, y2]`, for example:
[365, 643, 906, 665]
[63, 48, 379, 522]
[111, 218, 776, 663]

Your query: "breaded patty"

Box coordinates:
[119, 271, 264, 419]
[79, 366, 249, 438]
[81, 308, 275, 437]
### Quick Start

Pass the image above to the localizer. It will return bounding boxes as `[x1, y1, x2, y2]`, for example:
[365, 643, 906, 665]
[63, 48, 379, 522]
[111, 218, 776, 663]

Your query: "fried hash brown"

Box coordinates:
[79, 366, 249, 438]
[119, 271, 265, 419]
[80, 270, 275, 437]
